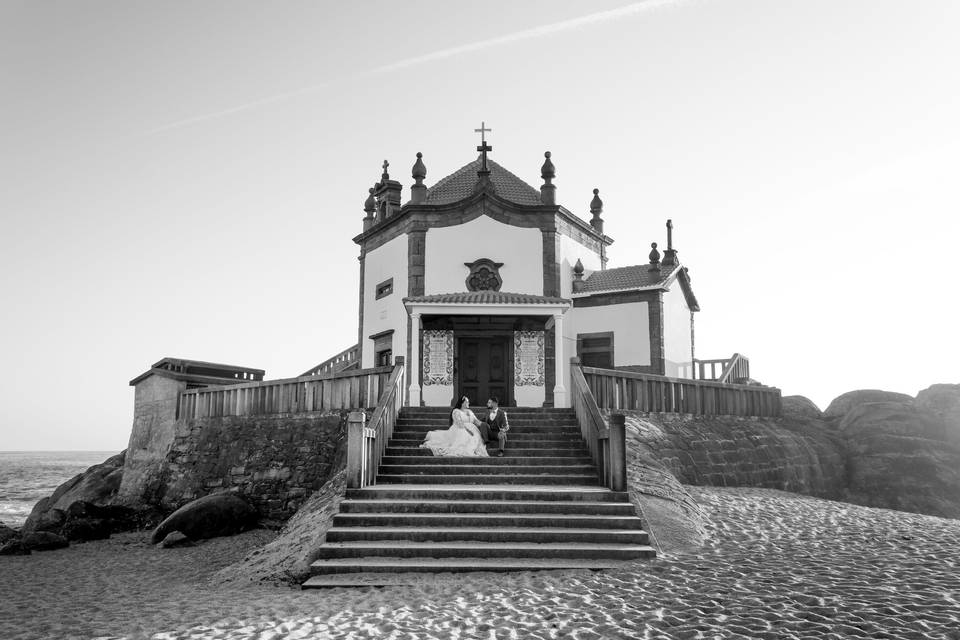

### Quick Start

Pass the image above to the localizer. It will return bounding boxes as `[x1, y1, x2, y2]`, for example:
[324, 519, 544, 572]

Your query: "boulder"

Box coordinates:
[61, 518, 112, 542]
[0, 540, 29, 556]
[781, 395, 823, 419]
[841, 400, 960, 519]
[824, 390, 914, 420]
[22, 452, 125, 533]
[159, 531, 195, 548]
[32, 508, 66, 533]
[0, 523, 19, 544]
[916, 384, 960, 444]
[21, 531, 69, 551]
[151, 493, 258, 544]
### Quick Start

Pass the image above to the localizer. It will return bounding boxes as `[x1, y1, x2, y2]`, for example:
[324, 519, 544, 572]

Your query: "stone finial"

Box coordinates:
[362, 187, 376, 230]
[412, 152, 426, 182]
[540, 151, 556, 205]
[572, 258, 585, 293]
[590, 188, 604, 234]
[410, 152, 427, 204]
[648, 242, 661, 273]
[381, 159, 390, 182]
[663, 219, 678, 266]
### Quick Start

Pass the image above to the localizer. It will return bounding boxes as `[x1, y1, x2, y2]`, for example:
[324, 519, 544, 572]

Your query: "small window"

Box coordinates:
[376, 349, 393, 367]
[375, 278, 394, 299]
[370, 330, 394, 367]
[577, 332, 614, 369]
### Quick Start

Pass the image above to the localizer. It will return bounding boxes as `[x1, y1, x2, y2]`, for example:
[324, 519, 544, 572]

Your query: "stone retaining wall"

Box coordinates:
[155, 411, 347, 519]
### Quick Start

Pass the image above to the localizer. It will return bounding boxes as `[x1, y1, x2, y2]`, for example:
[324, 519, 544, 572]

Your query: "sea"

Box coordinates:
[0, 451, 119, 528]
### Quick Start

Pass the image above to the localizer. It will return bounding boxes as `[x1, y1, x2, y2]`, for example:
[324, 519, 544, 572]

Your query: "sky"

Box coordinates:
[1, 0, 958, 451]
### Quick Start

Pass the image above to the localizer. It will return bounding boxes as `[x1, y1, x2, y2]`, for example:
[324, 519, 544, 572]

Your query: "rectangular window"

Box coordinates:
[375, 278, 394, 299]
[370, 330, 394, 367]
[577, 332, 614, 369]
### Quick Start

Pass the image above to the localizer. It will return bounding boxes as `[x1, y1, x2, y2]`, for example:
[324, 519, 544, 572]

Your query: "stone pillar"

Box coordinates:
[553, 312, 568, 408]
[409, 312, 421, 407]
[608, 413, 627, 491]
[346, 411, 366, 489]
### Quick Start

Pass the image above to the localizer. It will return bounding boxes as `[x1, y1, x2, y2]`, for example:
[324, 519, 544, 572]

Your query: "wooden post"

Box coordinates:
[608, 413, 628, 492]
[346, 411, 366, 488]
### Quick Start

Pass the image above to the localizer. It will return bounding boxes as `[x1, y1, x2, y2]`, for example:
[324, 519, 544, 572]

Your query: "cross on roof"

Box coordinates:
[474, 121, 493, 173]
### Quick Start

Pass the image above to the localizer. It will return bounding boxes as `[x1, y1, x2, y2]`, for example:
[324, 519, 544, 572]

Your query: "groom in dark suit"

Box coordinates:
[477, 396, 509, 457]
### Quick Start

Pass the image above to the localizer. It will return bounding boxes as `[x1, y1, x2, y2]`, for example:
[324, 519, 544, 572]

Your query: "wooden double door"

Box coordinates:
[457, 336, 511, 407]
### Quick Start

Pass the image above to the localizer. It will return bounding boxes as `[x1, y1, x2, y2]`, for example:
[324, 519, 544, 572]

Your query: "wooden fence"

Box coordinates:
[570, 361, 627, 491]
[694, 353, 750, 383]
[300, 344, 361, 377]
[177, 364, 394, 420]
[346, 359, 406, 488]
[582, 363, 781, 418]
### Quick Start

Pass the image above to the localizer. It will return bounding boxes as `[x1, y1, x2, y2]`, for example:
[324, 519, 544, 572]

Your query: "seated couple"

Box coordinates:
[420, 395, 509, 457]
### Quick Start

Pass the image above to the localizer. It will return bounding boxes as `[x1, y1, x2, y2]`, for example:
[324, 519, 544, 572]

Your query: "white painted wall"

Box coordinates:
[515, 385, 545, 407]
[663, 281, 693, 378]
[361, 234, 408, 368]
[422, 384, 453, 407]
[424, 216, 543, 295]
[558, 233, 602, 299]
[567, 302, 651, 368]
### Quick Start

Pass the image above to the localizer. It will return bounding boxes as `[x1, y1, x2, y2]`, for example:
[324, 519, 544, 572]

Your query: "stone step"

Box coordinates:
[394, 427, 582, 437]
[338, 499, 638, 516]
[325, 526, 650, 545]
[332, 512, 645, 529]
[396, 418, 578, 427]
[346, 485, 629, 502]
[400, 408, 575, 415]
[387, 432, 587, 449]
[381, 456, 594, 466]
[303, 557, 633, 582]
[393, 432, 583, 442]
[313, 541, 656, 561]
[385, 447, 589, 457]
[378, 464, 596, 476]
[375, 474, 599, 485]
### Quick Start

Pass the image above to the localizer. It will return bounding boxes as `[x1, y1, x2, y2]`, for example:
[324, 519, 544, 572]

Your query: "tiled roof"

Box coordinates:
[404, 291, 570, 305]
[422, 157, 543, 206]
[578, 264, 681, 293]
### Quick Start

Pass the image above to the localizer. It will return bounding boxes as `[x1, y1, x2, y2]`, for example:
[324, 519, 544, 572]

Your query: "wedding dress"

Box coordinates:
[420, 408, 489, 457]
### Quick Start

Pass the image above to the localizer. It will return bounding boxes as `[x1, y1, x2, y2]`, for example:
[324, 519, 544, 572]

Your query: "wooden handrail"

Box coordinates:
[300, 344, 361, 377]
[582, 364, 781, 418]
[570, 358, 626, 491]
[176, 365, 394, 419]
[717, 353, 748, 384]
[346, 358, 406, 489]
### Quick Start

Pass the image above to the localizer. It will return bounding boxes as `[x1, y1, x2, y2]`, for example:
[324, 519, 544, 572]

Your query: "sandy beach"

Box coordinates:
[2, 486, 958, 639]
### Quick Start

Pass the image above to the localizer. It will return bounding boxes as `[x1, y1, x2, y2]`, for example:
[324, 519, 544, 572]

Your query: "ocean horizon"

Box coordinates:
[0, 450, 119, 528]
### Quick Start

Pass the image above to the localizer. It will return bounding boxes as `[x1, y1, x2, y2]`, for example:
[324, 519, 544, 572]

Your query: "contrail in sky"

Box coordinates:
[144, 0, 685, 135]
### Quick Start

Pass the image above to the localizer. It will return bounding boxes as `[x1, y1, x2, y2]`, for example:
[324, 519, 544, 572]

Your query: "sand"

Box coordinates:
[2, 487, 959, 639]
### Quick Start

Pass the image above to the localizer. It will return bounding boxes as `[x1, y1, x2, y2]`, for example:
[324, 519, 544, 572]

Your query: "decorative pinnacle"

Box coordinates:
[381, 159, 390, 182]
[363, 187, 376, 214]
[590, 188, 603, 214]
[412, 152, 426, 183]
[541, 151, 555, 184]
[649, 242, 661, 264]
[573, 258, 584, 276]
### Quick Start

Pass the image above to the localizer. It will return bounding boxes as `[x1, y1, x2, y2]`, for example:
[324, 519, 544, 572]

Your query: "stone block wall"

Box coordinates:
[155, 411, 347, 519]
[614, 410, 846, 499]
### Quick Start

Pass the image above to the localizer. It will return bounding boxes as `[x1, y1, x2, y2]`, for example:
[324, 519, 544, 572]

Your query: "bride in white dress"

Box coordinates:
[420, 395, 490, 457]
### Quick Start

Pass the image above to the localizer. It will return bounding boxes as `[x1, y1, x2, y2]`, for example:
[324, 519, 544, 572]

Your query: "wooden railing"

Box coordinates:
[582, 364, 781, 417]
[346, 358, 406, 489]
[300, 344, 361, 377]
[570, 358, 627, 491]
[177, 364, 393, 420]
[694, 353, 750, 383]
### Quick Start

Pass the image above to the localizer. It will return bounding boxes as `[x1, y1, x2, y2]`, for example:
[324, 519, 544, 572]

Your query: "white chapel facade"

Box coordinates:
[354, 134, 699, 409]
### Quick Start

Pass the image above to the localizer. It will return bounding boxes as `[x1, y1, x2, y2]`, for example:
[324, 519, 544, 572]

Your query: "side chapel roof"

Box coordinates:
[422, 156, 543, 206]
[578, 264, 700, 311]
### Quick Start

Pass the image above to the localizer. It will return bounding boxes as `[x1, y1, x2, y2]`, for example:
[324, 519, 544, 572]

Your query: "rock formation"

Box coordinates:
[150, 493, 259, 544]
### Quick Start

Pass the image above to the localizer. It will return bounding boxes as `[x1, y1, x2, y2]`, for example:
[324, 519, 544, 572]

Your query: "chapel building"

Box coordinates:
[354, 138, 699, 409]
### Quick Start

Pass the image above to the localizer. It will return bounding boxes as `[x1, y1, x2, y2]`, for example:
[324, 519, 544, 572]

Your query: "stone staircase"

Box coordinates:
[303, 406, 655, 587]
